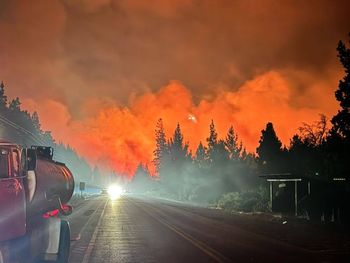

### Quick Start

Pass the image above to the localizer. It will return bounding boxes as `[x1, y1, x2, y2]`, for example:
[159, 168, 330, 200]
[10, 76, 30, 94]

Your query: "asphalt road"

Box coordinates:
[66, 196, 349, 263]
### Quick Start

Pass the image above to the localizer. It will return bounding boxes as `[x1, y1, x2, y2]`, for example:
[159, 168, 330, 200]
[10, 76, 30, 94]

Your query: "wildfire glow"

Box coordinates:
[22, 71, 339, 177]
[1, 0, 346, 178]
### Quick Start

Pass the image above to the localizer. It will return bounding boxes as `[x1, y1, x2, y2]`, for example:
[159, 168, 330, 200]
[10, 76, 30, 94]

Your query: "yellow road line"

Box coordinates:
[81, 199, 108, 263]
[131, 198, 232, 263]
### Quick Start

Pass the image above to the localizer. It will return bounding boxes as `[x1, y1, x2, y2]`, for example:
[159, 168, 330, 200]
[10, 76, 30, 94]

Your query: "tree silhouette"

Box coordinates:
[241, 148, 248, 161]
[326, 35, 350, 180]
[153, 118, 167, 175]
[194, 141, 206, 166]
[130, 163, 152, 193]
[288, 134, 311, 175]
[0, 81, 7, 109]
[257, 122, 283, 173]
[206, 119, 218, 163]
[215, 139, 229, 164]
[331, 35, 350, 140]
[31, 111, 42, 133]
[225, 125, 242, 160]
[167, 123, 191, 199]
[299, 114, 328, 146]
[168, 123, 189, 162]
[0, 82, 94, 184]
[9, 97, 21, 112]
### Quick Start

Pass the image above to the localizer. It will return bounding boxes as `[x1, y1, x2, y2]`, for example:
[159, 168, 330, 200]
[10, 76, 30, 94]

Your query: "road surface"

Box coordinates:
[66, 196, 349, 263]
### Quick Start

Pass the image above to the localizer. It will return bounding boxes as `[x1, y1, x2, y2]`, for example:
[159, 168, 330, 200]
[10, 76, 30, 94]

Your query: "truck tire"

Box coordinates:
[55, 220, 70, 263]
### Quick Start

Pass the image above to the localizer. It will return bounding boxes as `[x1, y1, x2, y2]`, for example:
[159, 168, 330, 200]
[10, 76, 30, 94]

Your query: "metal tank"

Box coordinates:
[28, 147, 75, 215]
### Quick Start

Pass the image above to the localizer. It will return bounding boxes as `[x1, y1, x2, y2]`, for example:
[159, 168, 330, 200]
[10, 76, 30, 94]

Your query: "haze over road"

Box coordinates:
[67, 196, 348, 263]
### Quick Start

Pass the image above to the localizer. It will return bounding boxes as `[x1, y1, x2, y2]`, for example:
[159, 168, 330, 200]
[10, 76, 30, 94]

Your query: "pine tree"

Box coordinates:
[9, 97, 21, 111]
[216, 139, 229, 163]
[31, 111, 41, 133]
[153, 118, 167, 174]
[170, 123, 184, 153]
[195, 141, 206, 165]
[225, 125, 242, 160]
[331, 35, 350, 140]
[206, 120, 218, 162]
[241, 147, 248, 161]
[256, 122, 282, 172]
[0, 81, 7, 109]
[130, 163, 152, 193]
[168, 123, 188, 162]
[158, 123, 191, 200]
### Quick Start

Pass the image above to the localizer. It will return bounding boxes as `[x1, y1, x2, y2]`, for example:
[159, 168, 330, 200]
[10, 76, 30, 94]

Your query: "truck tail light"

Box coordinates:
[42, 209, 59, 219]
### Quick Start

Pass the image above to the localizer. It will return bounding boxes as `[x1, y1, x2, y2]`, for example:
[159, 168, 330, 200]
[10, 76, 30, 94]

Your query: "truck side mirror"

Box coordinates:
[25, 148, 37, 171]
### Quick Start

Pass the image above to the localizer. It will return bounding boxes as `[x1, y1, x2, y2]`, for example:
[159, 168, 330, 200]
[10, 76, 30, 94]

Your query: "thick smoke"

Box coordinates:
[23, 72, 338, 176]
[0, 0, 348, 175]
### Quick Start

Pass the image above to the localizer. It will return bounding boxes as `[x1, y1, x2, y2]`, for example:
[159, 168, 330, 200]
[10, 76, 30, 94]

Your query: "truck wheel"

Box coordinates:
[55, 220, 70, 263]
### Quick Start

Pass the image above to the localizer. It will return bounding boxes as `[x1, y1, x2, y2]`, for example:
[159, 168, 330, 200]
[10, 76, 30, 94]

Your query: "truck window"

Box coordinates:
[12, 149, 20, 177]
[0, 149, 9, 178]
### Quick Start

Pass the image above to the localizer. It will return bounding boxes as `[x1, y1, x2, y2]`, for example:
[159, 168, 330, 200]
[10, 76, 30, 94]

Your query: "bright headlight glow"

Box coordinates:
[107, 184, 123, 200]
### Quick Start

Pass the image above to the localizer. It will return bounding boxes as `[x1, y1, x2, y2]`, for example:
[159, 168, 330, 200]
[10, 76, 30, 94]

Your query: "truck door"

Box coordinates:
[0, 147, 26, 241]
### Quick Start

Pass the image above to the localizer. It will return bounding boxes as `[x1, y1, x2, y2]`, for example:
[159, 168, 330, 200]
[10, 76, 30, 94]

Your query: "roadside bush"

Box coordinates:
[218, 187, 269, 213]
[252, 186, 270, 212]
[188, 180, 224, 204]
[217, 192, 241, 211]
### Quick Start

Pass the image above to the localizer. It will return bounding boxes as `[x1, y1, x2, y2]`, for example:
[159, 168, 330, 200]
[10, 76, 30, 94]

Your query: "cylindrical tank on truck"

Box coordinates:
[0, 141, 74, 263]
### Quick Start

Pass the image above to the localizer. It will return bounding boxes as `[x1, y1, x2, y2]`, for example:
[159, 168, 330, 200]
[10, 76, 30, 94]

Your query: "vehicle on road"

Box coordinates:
[100, 188, 108, 195]
[0, 142, 74, 263]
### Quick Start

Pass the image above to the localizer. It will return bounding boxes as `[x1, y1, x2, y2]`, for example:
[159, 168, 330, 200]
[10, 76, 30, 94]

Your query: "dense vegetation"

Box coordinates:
[2, 34, 350, 222]
[129, 35, 350, 223]
[0, 84, 99, 185]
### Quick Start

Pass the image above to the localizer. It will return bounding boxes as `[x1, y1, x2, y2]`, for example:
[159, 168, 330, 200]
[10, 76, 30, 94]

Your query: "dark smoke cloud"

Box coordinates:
[0, 0, 349, 173]
[0, 1, 348, 96]
[63, 0, 350, 97]
[2, 0, 349, 109]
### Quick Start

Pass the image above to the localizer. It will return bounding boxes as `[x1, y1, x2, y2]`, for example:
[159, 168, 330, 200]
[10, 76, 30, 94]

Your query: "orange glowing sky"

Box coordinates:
[0, 0, 349, 175]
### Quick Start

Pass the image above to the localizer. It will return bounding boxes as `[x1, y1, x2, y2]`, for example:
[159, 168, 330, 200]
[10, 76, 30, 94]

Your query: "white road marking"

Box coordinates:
[70, 199, 104, 243]
[81, 199, 109, 263]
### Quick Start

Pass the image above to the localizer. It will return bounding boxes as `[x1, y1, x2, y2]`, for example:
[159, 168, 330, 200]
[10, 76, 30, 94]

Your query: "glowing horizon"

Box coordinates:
[1, 0, 348, 176]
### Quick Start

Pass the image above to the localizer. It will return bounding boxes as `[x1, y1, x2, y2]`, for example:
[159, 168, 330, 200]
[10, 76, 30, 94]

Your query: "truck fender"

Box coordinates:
[45, 217, 62, 255]
[41, 219, 70, 263]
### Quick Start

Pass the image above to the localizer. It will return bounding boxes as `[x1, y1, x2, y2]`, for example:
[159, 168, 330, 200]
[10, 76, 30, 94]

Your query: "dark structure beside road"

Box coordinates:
[261, 173, 349, 223]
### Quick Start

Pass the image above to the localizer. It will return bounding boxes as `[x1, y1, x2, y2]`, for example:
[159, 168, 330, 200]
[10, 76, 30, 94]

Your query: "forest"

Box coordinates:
[0, 84, 101, 186]
[1, 35, 350, 223]
[129, 35, 350, 223]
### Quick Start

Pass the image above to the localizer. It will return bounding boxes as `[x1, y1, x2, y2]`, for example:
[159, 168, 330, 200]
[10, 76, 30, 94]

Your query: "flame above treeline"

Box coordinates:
[1, 0, 348, 177]
[22, 70, 339, 176]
